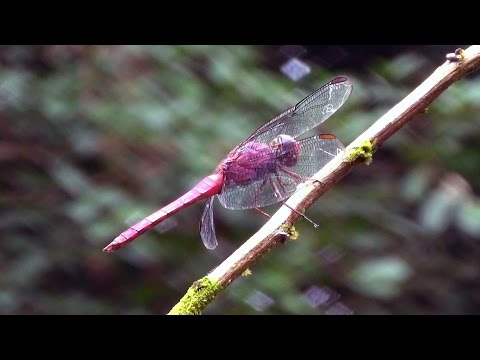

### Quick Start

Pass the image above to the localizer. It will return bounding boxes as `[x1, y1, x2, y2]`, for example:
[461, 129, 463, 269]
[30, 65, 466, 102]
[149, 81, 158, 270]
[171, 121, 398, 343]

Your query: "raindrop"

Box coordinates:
[303, 285, 340, 308]
[325, 302, 354, 315]
[280, 58, 311, 82]
[317, 244, 343, 265]
[245, 290, 275, 312]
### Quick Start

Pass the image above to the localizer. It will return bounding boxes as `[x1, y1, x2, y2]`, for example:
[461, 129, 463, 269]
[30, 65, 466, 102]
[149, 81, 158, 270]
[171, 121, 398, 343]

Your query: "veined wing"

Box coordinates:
[217, 134, 345, 210]
[234, 76, 352, 153]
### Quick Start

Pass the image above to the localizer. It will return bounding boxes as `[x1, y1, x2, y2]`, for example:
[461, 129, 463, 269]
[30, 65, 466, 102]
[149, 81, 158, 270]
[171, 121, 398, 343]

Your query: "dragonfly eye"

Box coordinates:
[270, 134, 300, 166]
[271, 134, 295, 149]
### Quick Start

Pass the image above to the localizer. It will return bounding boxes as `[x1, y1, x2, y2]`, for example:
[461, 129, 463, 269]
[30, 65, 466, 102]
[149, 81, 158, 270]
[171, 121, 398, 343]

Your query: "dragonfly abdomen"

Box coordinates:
[104, 173, 223, 252]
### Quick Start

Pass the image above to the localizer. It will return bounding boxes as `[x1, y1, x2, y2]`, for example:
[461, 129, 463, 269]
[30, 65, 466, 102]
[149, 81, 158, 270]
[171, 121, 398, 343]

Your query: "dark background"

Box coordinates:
[1, 45, 479, 314]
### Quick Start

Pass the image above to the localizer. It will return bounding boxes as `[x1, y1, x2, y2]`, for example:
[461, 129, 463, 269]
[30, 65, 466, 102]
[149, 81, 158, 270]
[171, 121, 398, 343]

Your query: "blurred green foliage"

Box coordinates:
[1, 45, 480, 314]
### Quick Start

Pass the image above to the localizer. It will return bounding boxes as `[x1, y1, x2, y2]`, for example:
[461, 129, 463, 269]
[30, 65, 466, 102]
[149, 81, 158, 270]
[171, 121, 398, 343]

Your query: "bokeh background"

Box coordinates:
[1, 45, 479, 315]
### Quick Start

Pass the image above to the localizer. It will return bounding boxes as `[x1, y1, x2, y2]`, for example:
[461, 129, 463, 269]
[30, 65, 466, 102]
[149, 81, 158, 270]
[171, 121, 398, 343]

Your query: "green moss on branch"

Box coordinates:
[168, 276, 223, 315]
[345, 139, 376, 165]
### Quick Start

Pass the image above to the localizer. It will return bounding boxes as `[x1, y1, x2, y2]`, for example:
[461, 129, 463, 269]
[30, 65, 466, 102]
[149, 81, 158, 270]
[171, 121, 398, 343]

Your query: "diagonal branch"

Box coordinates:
[168, 45, 480, 315]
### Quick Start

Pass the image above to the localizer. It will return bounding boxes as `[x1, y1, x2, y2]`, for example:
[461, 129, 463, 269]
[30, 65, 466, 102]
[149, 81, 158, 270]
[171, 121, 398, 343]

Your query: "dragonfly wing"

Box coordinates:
[284, 134, 345, 177]
[200, 196, 218, 249]
[217, 134, 345, 210]
[236, 76, 352, 150]
[218, 174, 298, 210]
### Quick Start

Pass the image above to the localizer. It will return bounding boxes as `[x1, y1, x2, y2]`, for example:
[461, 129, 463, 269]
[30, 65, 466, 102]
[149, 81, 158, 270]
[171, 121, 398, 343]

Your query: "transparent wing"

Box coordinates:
[218, 174, 297, 210]
[199, 197, 218, 249]
[234, 76, 352, 152]
[217, 134, 345, 210]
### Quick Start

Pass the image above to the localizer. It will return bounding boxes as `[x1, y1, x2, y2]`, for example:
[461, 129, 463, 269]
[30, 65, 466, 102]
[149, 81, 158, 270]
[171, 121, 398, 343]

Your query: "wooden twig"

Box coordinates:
[168, 45, 480, 315]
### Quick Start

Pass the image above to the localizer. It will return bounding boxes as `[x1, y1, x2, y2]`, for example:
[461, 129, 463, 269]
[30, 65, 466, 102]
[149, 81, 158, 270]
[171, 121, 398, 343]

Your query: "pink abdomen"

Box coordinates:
[104, 173, 223, 252]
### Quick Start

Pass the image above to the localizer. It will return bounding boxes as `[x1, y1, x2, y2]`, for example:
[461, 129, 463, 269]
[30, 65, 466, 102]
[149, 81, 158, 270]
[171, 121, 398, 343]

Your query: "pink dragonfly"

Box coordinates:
[104, 76, 352, 252]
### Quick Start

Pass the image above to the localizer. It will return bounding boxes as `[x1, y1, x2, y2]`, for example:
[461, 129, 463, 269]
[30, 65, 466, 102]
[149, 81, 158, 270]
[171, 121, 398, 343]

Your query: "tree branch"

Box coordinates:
[167, 45, 480, 315]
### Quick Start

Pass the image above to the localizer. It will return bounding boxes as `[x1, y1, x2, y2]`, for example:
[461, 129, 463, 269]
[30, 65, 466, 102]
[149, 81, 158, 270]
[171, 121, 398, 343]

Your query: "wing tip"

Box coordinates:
[318, 133, 338, 140]
[331, 76, 349, 84]
[318, 133, 346, 149]
[204, 241, 218, 250]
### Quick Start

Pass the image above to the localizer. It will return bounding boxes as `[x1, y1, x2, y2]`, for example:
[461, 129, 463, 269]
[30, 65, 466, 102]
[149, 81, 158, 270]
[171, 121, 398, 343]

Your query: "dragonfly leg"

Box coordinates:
[281, 201, 320, 228]
[269, 177, 319, 228]
[255, 207, 271, 218]
[252, 177, 269, 207]
[277, 164, 308, 182]
[269, 176, 286, 199]
[276, 173, 289, 196]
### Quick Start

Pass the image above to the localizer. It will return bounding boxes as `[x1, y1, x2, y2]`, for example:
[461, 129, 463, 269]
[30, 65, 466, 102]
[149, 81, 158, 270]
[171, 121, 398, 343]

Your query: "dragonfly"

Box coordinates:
[104, 76, 352, 252]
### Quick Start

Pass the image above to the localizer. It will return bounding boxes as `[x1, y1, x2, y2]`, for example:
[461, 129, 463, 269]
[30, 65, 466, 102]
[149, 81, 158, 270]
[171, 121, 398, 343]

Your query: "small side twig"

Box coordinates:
[168, 45, 480, 315]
